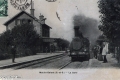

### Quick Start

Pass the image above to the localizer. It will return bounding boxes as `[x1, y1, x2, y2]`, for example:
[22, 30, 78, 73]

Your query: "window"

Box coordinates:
[15, 19, 21, 25]
[22, 19, 26, 24]
[15, 19, 33, 25]
[28, 19, 33, 24]
[42, 28, 49, 37]
[43, 29, 45, 37]
[46, 29, 49, 37]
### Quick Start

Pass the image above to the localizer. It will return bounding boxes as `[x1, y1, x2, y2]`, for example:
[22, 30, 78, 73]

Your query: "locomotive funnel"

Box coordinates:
[74, 26, 83, 38]
[74, 26, 80, 37]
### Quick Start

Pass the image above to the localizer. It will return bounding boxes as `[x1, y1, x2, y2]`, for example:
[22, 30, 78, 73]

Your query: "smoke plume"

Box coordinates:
[73, 14, 101, 46]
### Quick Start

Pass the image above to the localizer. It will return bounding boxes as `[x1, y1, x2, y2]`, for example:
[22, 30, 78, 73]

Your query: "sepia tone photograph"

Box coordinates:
[0, 0, 120, 80]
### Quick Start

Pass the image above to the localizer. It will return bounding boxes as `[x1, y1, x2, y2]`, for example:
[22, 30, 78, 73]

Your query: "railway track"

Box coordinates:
[59, 61, 72, 70]
[13, 54, 67, 69]
[31, 57, 89, 70]
[1, 54, 89, 70]
[0, 54, 66, 69]
[58, 60, 89, 70]
[14, 55, 73, 70]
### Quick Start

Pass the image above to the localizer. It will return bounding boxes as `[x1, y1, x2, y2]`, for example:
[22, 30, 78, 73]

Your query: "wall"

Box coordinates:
[7, 13, 42, 36]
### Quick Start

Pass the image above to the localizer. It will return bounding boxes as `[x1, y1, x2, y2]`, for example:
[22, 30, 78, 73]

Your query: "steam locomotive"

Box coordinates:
[69, 26, 90, 61]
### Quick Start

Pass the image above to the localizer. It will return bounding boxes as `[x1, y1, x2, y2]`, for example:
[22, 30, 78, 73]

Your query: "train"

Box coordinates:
[69, 26, 90, 61]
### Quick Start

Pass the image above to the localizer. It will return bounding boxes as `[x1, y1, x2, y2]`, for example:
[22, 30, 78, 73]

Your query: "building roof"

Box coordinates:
[4, 11, 52, 29]
[42, 24, 52, 29]
[4, 11, 40, 26]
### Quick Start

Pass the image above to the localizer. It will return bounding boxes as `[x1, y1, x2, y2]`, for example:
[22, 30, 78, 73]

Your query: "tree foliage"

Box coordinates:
[0, 30, 11, 53]
[0, 24, 41, 55]
[11, 24, 40, 48]
[98, 0, 120, 42]
[57, 39, 70, 50]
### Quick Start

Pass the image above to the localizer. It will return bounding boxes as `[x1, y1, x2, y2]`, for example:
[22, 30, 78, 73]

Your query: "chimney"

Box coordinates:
[74, 26, 83, 38]
[30, 0, 35, 16]
[39, 13, 46, 24]
[74, 26, 79, 37]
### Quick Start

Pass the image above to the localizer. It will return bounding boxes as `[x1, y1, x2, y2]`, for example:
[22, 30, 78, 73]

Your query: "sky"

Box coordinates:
[0, 0, 101, 42]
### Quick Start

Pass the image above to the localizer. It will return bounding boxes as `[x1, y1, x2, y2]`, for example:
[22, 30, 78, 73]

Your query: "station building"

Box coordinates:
[3, 1, 58, 53]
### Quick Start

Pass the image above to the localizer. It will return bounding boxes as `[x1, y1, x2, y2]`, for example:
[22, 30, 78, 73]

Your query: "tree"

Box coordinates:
[98, 0, 120, 63]
[10, 24, 41, 55]
[98, 0, 120, 43]
[0, 30, 11, 53]
[0, 23, 41, 57]
[57, 39, 70, 50]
